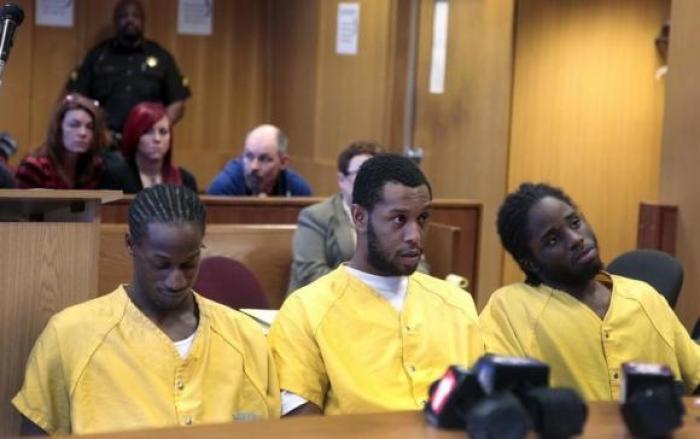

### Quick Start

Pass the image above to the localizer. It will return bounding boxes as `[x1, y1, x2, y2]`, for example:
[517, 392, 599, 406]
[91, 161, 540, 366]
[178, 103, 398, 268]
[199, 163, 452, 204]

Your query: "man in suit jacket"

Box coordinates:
[288, 141, 381, 292]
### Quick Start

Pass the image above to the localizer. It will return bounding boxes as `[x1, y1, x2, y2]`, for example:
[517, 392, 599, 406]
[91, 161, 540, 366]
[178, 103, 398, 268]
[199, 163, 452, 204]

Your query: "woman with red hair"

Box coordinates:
[102, 102, 197, 193]
[16, 94, 108, 189]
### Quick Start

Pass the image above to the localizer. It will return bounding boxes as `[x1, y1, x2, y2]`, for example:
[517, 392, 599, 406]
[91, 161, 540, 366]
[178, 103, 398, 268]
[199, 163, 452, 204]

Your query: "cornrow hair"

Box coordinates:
[497, 182, 575, 286]
[128, 185, 206, 243]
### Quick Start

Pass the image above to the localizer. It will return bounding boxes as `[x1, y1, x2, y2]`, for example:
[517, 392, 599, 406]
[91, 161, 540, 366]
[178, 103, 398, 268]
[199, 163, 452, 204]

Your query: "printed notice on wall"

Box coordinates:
[35, 0, 73, 27]
[336, 3, 360, 55]
[178, 0, 213, 36]
[429, 0, 449, 94]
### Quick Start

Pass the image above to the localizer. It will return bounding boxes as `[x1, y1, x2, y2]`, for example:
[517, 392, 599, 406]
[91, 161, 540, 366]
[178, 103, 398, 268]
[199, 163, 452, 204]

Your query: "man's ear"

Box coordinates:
[125, 233, 135, 256]
[279, 153, 289, 169]
[351, 204, 368, 232]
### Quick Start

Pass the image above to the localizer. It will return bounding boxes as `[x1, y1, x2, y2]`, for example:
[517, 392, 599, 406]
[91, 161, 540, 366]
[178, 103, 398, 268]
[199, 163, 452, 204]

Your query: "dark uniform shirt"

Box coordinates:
[67, 38, 190, 133]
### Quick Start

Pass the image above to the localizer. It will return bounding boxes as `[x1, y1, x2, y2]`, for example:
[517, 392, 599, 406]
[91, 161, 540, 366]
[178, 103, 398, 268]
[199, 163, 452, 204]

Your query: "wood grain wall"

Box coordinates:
[0, 0, 269, 188]
[660, 0, 700, 328]
[413, 0, 514, 305]
[504, 0, 669, 285]
[269, 0, 410, 195]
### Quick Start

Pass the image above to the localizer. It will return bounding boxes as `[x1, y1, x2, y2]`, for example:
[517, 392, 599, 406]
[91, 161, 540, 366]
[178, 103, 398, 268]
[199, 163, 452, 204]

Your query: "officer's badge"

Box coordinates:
[146, 56, 158, 68]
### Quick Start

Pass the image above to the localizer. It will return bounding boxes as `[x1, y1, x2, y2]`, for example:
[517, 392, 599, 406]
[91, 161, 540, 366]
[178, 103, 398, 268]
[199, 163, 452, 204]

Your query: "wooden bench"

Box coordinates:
[99, 222, 464, 310]
[99, 224, 296, 309]
[101, 196, 482, 293]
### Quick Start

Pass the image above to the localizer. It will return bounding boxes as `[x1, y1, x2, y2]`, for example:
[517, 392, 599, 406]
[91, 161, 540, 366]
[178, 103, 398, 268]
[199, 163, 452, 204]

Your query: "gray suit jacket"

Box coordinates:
[288, 194, 355, 293]
[288, 193, 430, 294]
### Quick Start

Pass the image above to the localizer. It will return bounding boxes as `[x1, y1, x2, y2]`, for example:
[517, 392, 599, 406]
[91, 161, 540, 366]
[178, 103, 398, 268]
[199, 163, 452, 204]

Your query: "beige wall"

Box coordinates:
[660, 0, 700, 328]
[504, 0, 669, 285]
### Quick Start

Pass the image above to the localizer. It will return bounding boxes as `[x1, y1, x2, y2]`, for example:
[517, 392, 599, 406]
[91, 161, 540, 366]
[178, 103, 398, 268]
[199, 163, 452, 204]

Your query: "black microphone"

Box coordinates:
[620, 362, 685, 438]
[0, 3, 24, 81]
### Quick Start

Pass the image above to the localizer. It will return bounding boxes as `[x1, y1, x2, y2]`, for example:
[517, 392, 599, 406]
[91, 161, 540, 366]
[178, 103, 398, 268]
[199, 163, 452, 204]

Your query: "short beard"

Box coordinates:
[245, 173, 262, 195]
[366, 220, 410, 276]
[545, 258, 604, 287]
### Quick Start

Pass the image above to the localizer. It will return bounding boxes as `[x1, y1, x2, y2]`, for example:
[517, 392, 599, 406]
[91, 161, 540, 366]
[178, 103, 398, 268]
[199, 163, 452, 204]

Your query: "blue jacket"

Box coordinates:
[207, 158, 312, 196]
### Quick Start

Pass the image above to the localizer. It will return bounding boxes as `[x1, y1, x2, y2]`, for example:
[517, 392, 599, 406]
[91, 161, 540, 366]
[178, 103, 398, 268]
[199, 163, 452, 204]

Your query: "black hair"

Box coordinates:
[352, 153, 432, 211]
[128, 185, 206, 243]
[497, 182, 576, 285]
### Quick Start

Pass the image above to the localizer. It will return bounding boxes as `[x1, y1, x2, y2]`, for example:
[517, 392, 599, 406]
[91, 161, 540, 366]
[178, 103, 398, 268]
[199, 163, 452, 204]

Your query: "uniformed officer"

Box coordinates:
[67, 0, 190, 139]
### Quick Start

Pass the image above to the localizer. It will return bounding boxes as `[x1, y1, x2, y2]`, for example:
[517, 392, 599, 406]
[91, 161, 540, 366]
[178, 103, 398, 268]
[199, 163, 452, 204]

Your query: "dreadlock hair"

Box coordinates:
[497, 182, 576, 286]
[352, 153, 432, 211]
[128, 185, 206, 244]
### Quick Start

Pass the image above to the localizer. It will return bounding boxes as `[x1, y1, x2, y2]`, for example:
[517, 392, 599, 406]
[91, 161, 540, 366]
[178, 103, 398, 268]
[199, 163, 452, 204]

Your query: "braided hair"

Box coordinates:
[128, 185, 206, 243]
[497, 182, 575, 285]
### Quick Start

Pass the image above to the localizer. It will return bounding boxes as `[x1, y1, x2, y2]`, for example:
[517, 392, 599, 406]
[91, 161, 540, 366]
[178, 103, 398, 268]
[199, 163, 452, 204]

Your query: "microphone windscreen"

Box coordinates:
[521, 387, 587, 439]
[0, 3, 23, 25]
[466, 392, 532, 439]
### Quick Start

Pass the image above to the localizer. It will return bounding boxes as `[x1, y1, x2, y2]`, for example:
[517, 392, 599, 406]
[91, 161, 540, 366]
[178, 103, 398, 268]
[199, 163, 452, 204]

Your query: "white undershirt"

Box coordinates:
[342, 200, 357, 248]
[281, 265, 409, 414]
[172, 331, 196, 359]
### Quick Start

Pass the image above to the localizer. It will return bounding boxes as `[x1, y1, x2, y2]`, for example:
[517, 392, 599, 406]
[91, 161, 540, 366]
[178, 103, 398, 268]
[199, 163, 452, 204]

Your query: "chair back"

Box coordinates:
[193, 256, 269, 310]
[606, 249, 683, 308]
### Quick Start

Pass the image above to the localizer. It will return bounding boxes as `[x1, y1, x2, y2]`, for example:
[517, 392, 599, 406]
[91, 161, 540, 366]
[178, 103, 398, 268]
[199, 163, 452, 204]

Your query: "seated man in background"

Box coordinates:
[288, 141, 428, 291]
[270, 154, 484, 415]
[208, 124, 312, 196]
[13, 185, 279, 435]
[480, 182, 700, 401]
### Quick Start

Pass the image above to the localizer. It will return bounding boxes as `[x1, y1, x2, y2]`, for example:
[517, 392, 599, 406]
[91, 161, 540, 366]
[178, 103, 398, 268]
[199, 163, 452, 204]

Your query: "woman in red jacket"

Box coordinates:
[16, 94, 108, 189]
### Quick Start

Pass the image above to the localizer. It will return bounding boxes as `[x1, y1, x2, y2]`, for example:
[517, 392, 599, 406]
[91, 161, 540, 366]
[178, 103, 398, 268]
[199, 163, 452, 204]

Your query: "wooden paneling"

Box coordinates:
[424, 222, 461, 280]
[659, 0, 700, 328]
[99, 224, 297, 309]
[504, 0, 669, 285]
[1, 0, 268, 190]
[0, 190, 111, 437]
[0, 222, 99, 436]
[413, 0, 515, 307]
[269, 0, 409, 196]
[637, 203, 678, 255]
[101, 195, 482, 294]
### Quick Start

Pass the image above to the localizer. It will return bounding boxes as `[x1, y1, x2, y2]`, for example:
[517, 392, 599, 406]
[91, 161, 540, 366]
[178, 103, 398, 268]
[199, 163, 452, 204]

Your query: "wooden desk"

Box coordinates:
[87, 399, 700, 438]
[102, 196, 482, 293]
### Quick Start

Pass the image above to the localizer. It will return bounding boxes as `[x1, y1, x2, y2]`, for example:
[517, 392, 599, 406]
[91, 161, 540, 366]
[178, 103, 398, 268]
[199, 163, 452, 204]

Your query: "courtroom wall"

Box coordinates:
[503, 0, 670, 286]
[269, 0, 410, 196]
[660, 0, 700, 328]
